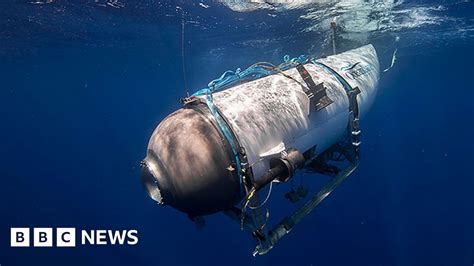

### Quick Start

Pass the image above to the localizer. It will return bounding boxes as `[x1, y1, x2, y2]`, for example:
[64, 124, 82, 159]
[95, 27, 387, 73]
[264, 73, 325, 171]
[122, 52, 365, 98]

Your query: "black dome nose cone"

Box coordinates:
[141, 106, 243, 216]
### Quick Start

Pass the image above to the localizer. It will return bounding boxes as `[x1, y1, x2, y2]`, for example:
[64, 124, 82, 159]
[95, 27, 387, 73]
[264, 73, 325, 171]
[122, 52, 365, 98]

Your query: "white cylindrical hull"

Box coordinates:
[211, 45, 380, 180]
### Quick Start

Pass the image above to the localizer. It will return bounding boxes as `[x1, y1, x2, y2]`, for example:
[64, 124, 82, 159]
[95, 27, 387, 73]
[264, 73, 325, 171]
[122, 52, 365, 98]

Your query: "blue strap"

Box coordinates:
[193, 88, 245, 196]
[312, 60, 353, 93]
[312, 60, 362, 159]
[201, 55, 308, 94]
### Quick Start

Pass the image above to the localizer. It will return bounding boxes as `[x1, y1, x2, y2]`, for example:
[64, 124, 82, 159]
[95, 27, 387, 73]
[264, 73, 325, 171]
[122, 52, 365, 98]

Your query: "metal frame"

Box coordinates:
[225, 137, 359, 255]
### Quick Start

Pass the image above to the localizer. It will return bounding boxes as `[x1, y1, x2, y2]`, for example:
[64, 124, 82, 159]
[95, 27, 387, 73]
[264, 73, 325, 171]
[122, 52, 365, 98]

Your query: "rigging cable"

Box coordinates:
[331, 18, 337, 55]
[248, 182, 274, 210]
[180, 7, 189, 97]
[383, 48, 398, 72]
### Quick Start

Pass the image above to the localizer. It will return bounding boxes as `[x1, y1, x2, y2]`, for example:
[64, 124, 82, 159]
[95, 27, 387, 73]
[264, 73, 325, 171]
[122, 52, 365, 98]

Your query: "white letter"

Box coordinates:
[96, 230, 107, 245]
[11, 228, 29, 247]
[127, 230, 138, 245]
[34, 228, 52, 247]
[81, 230, 94, 245]
[108, 230, 126, 245]
[57, 228, 76, 247]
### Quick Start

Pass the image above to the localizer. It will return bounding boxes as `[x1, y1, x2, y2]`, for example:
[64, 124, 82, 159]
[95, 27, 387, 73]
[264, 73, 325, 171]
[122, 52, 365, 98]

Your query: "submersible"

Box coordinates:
[141, 45, 379, 255]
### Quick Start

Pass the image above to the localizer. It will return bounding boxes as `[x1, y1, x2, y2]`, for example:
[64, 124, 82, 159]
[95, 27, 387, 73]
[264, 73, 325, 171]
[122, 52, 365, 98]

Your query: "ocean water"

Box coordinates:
[0, 1, 473, 265]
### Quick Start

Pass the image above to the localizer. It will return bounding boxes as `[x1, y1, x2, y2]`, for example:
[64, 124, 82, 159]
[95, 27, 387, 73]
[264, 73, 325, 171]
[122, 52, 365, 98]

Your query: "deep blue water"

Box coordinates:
[1, 1, 473, 265]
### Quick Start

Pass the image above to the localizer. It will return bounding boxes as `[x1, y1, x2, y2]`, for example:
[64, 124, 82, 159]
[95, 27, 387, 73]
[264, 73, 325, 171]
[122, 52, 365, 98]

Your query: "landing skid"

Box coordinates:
[225, 139, 360, 256]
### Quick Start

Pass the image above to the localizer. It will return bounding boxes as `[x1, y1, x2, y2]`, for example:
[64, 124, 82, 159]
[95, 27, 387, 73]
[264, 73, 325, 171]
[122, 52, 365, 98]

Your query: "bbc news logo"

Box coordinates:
[10, 228, 138, 247]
